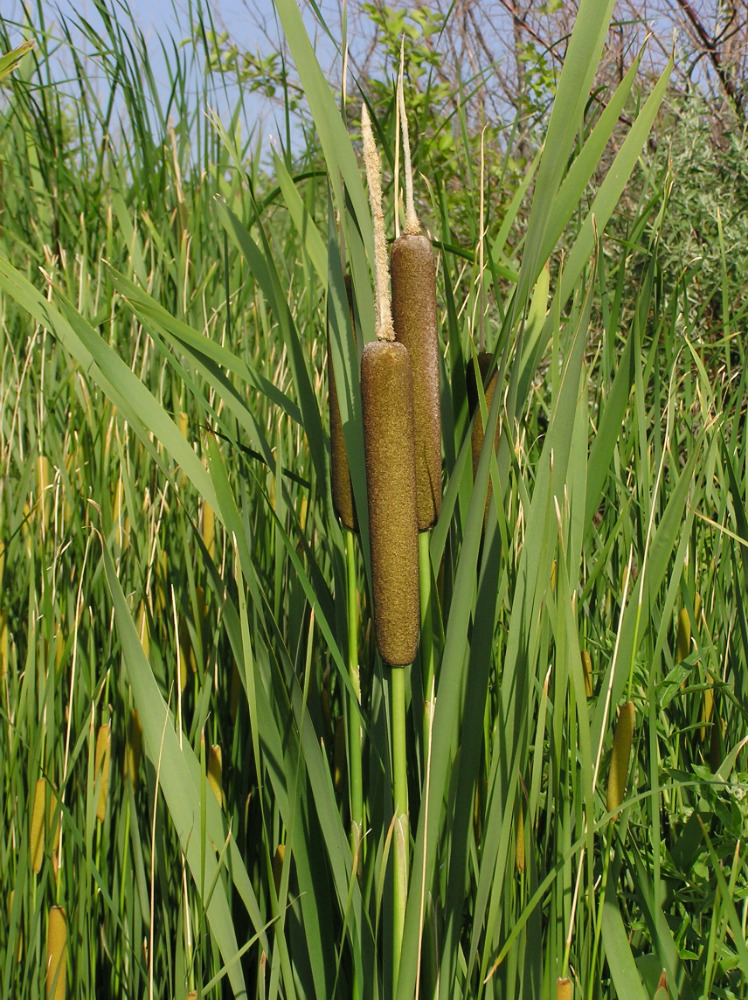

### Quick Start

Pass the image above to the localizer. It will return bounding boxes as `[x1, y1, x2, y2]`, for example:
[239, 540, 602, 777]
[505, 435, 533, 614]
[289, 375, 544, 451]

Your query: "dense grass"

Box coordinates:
[1, 2, 747, 999]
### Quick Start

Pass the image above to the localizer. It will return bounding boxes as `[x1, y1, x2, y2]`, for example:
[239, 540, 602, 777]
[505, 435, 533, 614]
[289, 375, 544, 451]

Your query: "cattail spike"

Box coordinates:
[557, 978, 572, 1000]
[46, 906, 67, 1000]
[361, 341, 420, 666]
[606, 701, 635, 820]
[676, 608, 691, 663]
[581, 649, 594, 698]
[391, 233, 441, 529]
[95, 723, 111, 822]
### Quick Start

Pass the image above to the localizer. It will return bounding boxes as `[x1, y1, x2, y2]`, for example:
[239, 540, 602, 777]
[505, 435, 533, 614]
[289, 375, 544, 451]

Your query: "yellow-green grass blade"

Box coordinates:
[269, 0, 371, 247]
[601, 863, 649, 1000]
[102, 545, 265, 997]
[473, 267, 596, 983]
[0, 257, 218, 511]
[589, 435, 710, 752]
[558, 58, 674, 309]
[215, 198, 327, 486]
[518, 0, 616, 300]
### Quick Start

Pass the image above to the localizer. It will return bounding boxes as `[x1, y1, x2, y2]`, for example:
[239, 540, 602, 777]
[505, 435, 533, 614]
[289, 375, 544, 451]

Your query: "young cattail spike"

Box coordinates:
[580, 649, 594, 698]
[328, 275, 358, 530]
[466, 351, 499, 521]
[709, 699, 723, 773]
[653, 968, 668, 1000]
[557, 978, 572, 1000]
[126, 709, 143, 787]
[46, 906, 67, 1000]
[361, 341, 420, 665]
[207, 743, 225, 808]
[676, 608, 691, 663]
[201, 498, 216, 561]
[515, 800, 525, 874]
[94, 723, 111, 823]
[360, 104, 420, 665]
[391, 92, 441, 530]
[30, 777, 47, 873]
[606, 701, 635, 819]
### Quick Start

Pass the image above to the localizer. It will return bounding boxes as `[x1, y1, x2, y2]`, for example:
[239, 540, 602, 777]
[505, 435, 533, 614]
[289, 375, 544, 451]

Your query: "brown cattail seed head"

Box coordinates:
[391, 234, 441, 530]
[361, 340, 420, 666]
[328, 276, 358, 530]
[606, 700, 635, 819]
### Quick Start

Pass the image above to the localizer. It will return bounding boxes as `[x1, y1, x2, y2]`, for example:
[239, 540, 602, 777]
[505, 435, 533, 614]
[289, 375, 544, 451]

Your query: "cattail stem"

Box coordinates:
[390, 664, 409, 992]
[346, 529, 364, 863]
[419, 531, 436, 752]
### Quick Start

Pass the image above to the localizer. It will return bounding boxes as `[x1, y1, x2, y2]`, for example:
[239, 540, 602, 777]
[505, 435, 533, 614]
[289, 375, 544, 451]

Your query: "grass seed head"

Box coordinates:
[391, 233, 441, 529]
[606, 700, 635, 819]
[361, 340, 420, 666]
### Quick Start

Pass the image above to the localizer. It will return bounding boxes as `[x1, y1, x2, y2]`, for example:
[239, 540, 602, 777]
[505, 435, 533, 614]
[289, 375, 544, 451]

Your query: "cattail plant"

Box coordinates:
[390, 81, 441, 532]
[360, 101, 418, 989]
[360, 104, 420, 668]
[606, 701, 635, 820]
[391, 62, 441, 762]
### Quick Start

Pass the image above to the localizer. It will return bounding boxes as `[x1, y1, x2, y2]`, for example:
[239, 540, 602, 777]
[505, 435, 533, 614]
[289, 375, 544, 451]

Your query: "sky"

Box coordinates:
[3, 0, 338, 157]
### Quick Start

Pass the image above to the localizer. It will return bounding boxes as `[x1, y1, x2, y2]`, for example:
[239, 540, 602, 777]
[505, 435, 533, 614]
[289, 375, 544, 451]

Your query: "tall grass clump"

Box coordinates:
[1, 1, 747, 998]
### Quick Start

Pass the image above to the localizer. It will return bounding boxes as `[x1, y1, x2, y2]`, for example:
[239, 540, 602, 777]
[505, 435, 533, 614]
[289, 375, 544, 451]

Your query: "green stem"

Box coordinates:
[418, 531, 435, 755]
[345, 529, 363, 1000]
[346, 529, 364, 864]
[586, 823, 613, 1000]
[391, 664, 409, 994]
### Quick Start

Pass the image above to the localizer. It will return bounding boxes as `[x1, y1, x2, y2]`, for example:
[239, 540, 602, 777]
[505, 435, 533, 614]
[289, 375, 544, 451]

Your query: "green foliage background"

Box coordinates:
[1, 2, 747, 999]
